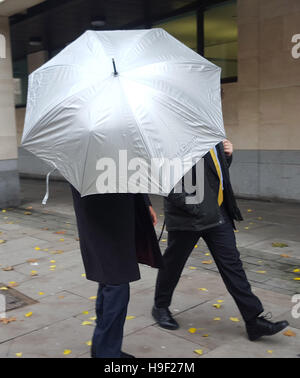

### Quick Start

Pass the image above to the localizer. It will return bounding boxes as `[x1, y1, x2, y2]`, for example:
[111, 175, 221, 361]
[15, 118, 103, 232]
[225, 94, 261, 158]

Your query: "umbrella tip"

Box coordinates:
[112, 58, 118, 76]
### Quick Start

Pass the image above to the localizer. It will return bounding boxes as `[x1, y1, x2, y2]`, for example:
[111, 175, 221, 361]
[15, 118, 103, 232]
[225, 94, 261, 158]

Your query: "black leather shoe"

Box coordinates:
[91, 349, 135, 358]
[152, 305, 179, 330]
[246, 313, 289, 341]
[120, 351, 135, 358]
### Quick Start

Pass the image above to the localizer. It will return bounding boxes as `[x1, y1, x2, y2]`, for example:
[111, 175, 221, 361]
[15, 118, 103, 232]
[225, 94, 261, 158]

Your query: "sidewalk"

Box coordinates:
[0, 178, 299, 358]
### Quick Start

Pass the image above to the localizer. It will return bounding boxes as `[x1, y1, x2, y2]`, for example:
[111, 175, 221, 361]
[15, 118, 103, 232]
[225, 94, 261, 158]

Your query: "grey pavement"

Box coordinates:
[0, 178, 299, 358]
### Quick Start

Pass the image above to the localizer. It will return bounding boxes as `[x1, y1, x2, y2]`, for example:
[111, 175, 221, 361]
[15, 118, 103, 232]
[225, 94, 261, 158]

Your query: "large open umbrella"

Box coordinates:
[22, 28, 225, 197]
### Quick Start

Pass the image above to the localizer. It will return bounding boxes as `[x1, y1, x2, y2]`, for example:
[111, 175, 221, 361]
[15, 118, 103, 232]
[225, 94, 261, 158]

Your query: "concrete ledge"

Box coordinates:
[231, 150, 300, 202]
[0, 159, 20, 208]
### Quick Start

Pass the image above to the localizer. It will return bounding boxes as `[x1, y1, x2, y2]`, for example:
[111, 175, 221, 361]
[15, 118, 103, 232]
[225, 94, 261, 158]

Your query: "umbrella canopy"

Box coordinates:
[22, 28, 226, 197]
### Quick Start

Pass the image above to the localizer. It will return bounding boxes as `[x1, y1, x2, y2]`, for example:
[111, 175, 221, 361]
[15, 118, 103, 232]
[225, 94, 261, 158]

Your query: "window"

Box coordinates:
[154, 12, 197, 52]
[204, 1, 238, 81]
[13, 58, 28, 107]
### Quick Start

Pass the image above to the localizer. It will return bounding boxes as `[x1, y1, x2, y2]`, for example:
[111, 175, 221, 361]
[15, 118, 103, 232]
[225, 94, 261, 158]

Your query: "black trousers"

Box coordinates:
[92, 283, 129, 358]
[155, 208, 264, 323]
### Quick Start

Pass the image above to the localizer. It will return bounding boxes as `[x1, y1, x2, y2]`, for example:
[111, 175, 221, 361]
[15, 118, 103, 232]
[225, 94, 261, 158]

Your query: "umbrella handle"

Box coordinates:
[112, 58, 118, 76]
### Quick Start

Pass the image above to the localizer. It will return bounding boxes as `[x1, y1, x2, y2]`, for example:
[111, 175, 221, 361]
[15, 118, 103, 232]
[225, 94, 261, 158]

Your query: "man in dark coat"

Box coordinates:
[152, 140, 288, 341]
[70, 187, 163, 358]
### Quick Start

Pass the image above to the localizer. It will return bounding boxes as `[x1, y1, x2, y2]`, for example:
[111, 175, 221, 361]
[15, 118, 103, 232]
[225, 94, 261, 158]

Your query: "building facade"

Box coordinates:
[0, 0, 300, 206]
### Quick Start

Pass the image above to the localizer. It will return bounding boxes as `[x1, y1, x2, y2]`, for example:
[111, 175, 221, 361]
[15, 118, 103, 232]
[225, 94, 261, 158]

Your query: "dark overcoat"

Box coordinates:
[70, 186, 163, 284]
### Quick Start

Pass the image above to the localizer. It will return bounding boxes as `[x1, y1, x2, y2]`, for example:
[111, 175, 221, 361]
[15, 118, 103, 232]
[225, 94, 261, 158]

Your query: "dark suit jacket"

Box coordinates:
[70, 186, 163, 284]
[164, 142, 243, 232]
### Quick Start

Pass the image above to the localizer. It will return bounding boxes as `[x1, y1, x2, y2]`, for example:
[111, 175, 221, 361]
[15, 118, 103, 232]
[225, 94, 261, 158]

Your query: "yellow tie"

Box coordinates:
[210, 149, 224, 206]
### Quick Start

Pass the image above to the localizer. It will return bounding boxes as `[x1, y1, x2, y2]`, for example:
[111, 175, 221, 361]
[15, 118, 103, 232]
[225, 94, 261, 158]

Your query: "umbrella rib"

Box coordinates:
[125, 77, 223, 136]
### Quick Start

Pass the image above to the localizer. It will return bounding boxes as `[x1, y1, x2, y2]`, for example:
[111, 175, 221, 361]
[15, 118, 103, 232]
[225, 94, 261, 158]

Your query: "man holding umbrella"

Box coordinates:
[152, 139, 289, 341]
[71, 188, 162, 358]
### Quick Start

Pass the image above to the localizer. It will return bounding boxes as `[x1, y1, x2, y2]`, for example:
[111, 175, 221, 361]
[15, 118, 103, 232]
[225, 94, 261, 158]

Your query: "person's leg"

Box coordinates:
[154, 231, 200, 308]
[202, 209, 264, 322]
[92, 283, 130, 358]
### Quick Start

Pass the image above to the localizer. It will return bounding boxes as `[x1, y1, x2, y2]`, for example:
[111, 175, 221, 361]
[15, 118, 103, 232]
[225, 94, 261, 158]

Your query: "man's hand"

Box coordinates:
[223, 139, 233, 157]
[149, 206, 158, 226]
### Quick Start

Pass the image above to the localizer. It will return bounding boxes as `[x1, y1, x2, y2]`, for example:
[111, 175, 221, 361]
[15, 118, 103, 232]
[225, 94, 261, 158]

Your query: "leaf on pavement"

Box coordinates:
[0, 317, 16, 324]
[2, 266, 13, 271]
[283, 330, 296, 337]
[272, 242, 288, 248]
[194, 349, 203, 355]
[229, 317, 240, 322]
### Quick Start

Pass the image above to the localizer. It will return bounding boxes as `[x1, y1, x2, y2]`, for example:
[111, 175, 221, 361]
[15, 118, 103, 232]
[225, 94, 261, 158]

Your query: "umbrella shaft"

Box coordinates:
[112, 59, 118, 76]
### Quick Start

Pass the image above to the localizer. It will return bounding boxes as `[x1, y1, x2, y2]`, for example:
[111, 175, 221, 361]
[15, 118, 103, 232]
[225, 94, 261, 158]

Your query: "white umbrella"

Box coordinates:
[22, 28, 226, 197]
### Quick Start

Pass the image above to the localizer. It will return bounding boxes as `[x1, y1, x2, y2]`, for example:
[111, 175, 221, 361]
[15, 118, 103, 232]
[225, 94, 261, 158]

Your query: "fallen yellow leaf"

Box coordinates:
[81, 321, 93, 326]
[214, 317, 221, 321]
[217, 300, 224, 303]
[89, 316, 96, 321]
[293, 269, 300, 273]
[25, 312, 33, 318]
[293, 277, 300, 281]
[213, 304, 222, 309]
[189, 266, 197, 270]
[126, 316, 136, 320]
[34, 246, 41, 251]
[194, 349, 203, 355]
[202, 334, 209, 337]
[63, 350, 72, 355]
[86, 341, 92, 346]
[267, 350, 273, 354]
[82, 311, 89, 315]
[188, 328, 197, 334]
[0, 287, 8, 290]
[283, 330, 296, 337]
[15, 353, 23, 357]
[229, 317, 240, 322]
[272, 242, 288, 248]
[0, 240, 6, 244]
[8, 282, 18, 288]
[202, 260, 213, 265]
[256, 271, 267, 274]
[198, 288, 208, 291]
[30, 271, 38, 276]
